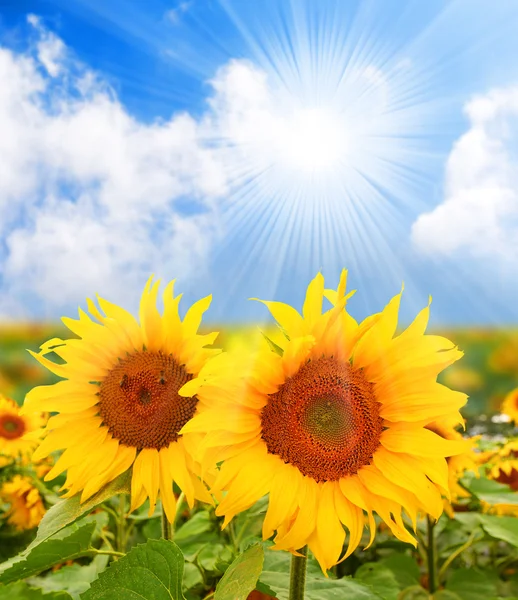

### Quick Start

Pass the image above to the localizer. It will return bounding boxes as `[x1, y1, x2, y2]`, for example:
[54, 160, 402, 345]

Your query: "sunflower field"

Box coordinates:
[1, 275, 518, 600]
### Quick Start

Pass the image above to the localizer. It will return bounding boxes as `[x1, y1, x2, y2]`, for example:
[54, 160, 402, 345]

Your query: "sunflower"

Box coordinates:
[1, 475, 46, 530]
[23, 277, 221, 522]
[501, 389, 518, 424]
[181, 271, 470, 572]
[0, 394, 45, 459]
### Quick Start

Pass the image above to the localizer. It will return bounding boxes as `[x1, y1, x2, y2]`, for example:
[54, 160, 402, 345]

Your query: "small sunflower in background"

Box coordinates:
[182, 271, 470, 572]
[23, 277, 225, 523]
[501, 389, 518, 425]
[426, 416, 479, 516]
[0, 394, 45, 460]
[488, 439, 518, 490]
[0, 475, 46, 531]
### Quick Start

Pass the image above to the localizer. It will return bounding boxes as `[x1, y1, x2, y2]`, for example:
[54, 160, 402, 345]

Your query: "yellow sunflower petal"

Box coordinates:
[309, 481, 345, 573]
[159, 447, 178, 523]
[139, 277, 163, 351]
[334, 486, 364, 560]
[352, 287, 402, 369]
[381, 426, 470, 457]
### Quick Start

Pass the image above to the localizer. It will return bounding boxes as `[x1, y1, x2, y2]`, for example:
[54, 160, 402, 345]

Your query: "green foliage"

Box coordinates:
[478, 515, 518, 547]
[465, 477, 518, 506]
[379, 554, 420, 589]
[259, 547, 384, 600]
[0, 581, 73, 599]
[354, 562, 400, 600]
[0, 523, 97, 585]
[82, 539, 185, 600]
[214, 544, 264, 600]
[29, 474, 130, 551]
[445, 568, 498, 600]
[26, 555, 110, 600]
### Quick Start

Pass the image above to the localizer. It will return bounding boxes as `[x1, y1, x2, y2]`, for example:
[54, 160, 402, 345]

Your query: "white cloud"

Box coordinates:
[411, 86, 518, 262]
[164, 2, 192, 26]
[0, 17, 227, 317]
[27, 14, 66, 77]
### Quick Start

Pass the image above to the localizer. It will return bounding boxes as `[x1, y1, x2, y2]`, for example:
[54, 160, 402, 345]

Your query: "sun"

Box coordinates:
[274, 107, 347, 173]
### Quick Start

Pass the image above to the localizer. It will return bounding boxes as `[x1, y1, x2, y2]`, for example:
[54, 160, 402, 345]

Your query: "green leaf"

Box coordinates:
[197, 543, 233, 574]
[35, 473, 130, 548]
[452, 513, 483, 531]
[255, 580, 278, 598]
[26, 554, 109, 600]
[354, 563, 400, 600]
[182, 563, 203, 593]
[379, 554, 420, 589]
[0, 523, 96, 585]
[174, 511, 221, 562]
[82, 539, 185, 600]
[478, 515, 518, 547]
[433, 592, 463, 600]
[0, 582, 73, 599]
[175, 512, 213, 541]
[214, 544, 264, 600]
[445, 569, 497, 600]
[465, 477, 518, 506]
[398, 587, 429, 600]
[260, 549, 383, 600]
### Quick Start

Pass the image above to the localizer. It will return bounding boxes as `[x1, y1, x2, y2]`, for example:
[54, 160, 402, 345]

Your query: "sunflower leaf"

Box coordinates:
[30, 471, 131, 552]
[478, 515, 518, 547]
[26, 554, 110, 599]
[0, 581, 73, 599]
[354, 562, 400, 600]
[463, 476, 518, 506]
[0, 522, 96, 585]
[444, 568, 497, 600]
[214, 543, 264, 600]
[81, 539, 185, 600]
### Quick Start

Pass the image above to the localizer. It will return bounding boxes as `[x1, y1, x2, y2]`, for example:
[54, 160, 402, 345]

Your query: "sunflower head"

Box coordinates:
[183, 271, 470, 572]
[0, 394, 45, 459]
[501, 389, 518, 424]
[23, 277, 222, 522]
[487, 439, 518, 491]
[1, 475, 46, 530]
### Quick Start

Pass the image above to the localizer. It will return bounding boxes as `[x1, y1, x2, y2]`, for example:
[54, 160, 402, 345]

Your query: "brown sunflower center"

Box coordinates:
[261, 356, 383, 482]
[496, 467, 518, 491]
[98, 351, 196, 450]
[0, 414, 25, 440]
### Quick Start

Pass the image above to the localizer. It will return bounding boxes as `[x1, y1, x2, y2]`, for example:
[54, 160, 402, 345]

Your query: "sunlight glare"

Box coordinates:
[275, 107, 347, 172]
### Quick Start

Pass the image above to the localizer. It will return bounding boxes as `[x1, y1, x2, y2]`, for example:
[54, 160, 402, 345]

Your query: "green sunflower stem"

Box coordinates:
[427, 516, 438, 594]
[289, 546, 308, 600]
[161, 510, 172, 541]
[116, 493, 127, 554]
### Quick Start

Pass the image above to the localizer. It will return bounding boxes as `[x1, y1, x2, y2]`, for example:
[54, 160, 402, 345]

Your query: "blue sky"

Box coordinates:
[1, 0, 518, 326]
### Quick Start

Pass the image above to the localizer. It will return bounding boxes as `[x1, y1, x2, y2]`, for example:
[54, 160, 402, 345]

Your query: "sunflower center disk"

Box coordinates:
[98, 351, 196, 450]
[0, 415, 25, 440]
[261, 356, 383, 482]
